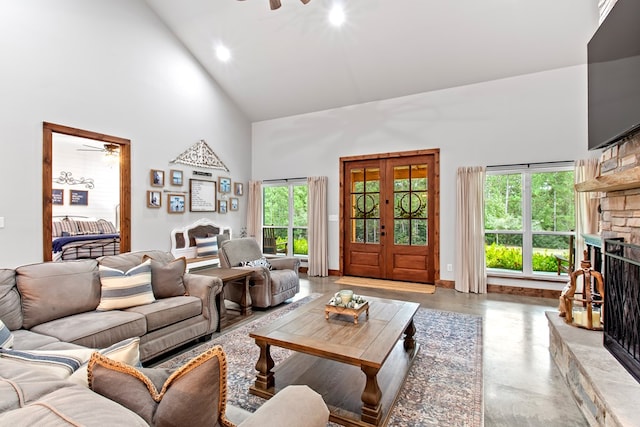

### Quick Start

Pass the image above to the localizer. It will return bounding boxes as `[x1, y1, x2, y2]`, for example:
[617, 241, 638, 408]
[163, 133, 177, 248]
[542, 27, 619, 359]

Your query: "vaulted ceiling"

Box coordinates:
[145, 0, 600, 122]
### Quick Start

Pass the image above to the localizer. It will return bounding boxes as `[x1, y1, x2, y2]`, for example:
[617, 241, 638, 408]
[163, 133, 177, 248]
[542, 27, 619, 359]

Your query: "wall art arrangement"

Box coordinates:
[52, 188, 90, 206]
[146, 168, 243, 214]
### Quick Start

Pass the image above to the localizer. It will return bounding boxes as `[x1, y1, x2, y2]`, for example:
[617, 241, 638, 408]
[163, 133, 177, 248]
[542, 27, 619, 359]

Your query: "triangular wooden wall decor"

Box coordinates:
[170, 140, 229, 171]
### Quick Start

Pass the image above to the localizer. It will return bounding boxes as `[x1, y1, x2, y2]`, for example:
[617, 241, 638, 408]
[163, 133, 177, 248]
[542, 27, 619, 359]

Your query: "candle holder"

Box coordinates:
[561, 251, 604, 331]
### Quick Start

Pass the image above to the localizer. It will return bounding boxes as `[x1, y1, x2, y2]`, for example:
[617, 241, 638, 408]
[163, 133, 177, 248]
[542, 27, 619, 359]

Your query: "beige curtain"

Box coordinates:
[307, 176, 328, 276]
[455, 166, 487, 294]
[246, 180, 262, 243]
[575, 159, 600, 261]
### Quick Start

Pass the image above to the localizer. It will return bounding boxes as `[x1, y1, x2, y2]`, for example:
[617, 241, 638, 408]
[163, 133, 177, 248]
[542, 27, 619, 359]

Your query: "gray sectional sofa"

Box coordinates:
[0, 250, 329, 426]
[2, 250, 221, 362]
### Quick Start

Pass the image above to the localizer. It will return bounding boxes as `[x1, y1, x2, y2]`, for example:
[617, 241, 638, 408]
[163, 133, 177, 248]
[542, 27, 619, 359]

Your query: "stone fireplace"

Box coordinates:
[576, 130, 640, 384]
[593, 131, 640, 243]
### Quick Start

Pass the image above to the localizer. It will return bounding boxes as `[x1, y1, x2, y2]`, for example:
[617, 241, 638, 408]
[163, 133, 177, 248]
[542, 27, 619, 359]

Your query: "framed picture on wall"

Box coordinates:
[234, 182, 244, 196]
[170, 170, 183, 186]
[230, 197, 239, 211]
[147, 191, 161, 208]
[52, 188, 64, 205]
[151, 169, 164, 187]
[218, 177, 231, 194]
[218, 199, 228, 214]
[189, 179, 216, 212]
[168, 194, 185, 214]
[69, 190, 89, 206]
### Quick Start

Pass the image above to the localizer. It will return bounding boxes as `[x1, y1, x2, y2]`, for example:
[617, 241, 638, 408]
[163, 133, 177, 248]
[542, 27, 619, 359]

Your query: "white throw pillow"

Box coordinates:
[241, 257, 272, 270]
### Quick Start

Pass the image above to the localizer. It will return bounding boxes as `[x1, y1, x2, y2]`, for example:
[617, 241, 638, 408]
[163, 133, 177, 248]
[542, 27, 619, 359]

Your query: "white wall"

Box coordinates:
[0, 0, 251, 267]
[252, 65, 591, 281]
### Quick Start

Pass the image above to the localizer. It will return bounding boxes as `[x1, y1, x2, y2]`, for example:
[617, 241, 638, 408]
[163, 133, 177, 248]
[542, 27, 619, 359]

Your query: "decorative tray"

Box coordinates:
[325, 292, 369, 324]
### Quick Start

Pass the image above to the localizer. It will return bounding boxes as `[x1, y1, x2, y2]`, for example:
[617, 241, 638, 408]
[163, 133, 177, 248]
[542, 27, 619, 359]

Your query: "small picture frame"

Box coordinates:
[52, 188, 64, 205]
[151, 169, 164, 187]
[168, 194, 186, 214]
[147, 191, 161, 208]
[70, 190, 89, 206]
[170, 170, 183, 186]
[218, 177, 231, 194]
[230, 197, 239, 211]
[218, 199, 228, 214]
[234, 182, 244, 196]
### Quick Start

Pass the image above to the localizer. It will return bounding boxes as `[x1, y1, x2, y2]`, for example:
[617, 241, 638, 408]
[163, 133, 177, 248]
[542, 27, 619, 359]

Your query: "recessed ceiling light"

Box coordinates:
[216, 45, 231, 62]
[328, 5, 345, 27]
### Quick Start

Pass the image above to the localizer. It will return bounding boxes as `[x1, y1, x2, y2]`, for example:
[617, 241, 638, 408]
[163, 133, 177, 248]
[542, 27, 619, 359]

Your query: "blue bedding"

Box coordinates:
[52, 234, 119, 253]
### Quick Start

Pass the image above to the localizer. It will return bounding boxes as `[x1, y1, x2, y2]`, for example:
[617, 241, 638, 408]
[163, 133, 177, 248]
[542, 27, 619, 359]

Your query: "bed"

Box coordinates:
[52, 216, 120, 261]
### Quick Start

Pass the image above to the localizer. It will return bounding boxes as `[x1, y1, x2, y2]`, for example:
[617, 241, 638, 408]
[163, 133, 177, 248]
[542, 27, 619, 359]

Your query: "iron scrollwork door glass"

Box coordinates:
[350, 168, 380, 244]
[393, 164, 428, 246]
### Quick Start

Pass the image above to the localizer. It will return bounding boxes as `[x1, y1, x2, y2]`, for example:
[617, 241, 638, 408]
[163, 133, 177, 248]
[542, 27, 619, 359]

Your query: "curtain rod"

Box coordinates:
[262, 176, 307, 183]
[487, 160, 573, 169]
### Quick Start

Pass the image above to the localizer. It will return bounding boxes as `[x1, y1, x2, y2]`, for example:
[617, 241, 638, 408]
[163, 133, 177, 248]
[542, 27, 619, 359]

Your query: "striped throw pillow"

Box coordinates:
[0, 337, 140, 386]
[195, 236, 218, 257]
[0, 320, 13, 349]
[0, 347, 92, 378]
[97, 259, 155, 311]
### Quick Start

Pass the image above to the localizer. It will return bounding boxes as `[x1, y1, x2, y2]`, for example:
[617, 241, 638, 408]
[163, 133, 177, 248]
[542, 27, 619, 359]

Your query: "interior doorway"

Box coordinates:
[340, 149, 440, 283]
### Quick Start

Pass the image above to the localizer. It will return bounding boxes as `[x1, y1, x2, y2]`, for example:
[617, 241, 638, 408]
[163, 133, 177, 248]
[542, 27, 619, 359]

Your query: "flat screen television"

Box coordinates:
[588, 0, 640, 151]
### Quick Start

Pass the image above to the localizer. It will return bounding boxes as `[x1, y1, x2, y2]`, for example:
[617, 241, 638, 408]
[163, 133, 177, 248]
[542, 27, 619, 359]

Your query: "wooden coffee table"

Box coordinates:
[249, 294, 420, 426]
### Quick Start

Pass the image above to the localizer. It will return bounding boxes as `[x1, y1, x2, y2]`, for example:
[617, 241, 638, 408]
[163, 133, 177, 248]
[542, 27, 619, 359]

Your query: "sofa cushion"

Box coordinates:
[16, 260, 100, 329]
[0, 269, 22, 330]
[10, 329, 64, 350]
[0, 320, 13, 349]
[30, 310, 146, 349]
[97, 259, 155, 311]
[195, 235, 218, 257]
[125, 296, 202, 332]
[142, 255, 187, 298]
[88, 345, 229, 426]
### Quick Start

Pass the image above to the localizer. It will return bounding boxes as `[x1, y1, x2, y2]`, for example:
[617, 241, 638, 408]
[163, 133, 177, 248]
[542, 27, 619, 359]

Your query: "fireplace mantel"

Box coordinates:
[575, 166, 640, 192]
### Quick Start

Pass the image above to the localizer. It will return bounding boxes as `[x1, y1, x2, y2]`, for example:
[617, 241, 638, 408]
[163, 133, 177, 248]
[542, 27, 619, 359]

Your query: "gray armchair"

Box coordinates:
[218, 237, 300, 308]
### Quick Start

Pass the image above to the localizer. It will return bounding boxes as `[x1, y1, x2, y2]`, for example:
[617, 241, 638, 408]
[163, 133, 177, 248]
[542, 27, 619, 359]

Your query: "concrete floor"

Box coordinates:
[292, 275, 589, 427]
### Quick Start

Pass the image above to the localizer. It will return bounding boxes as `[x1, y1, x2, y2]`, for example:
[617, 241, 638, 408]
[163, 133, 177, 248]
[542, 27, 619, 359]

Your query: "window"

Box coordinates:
[484, 165, 574, 276]
[262, 182, 308, 257]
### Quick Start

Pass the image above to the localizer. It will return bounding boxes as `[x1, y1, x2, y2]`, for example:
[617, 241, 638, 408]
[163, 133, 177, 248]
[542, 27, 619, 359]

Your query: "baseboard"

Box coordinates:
[437, 279, 560, 298]
[488, 284, 560, 299]
[435, 279, 454, 289]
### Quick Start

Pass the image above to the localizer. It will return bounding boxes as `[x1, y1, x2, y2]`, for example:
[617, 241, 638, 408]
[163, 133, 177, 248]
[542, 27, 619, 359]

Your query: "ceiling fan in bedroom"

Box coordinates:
[77, 143, 120, 156]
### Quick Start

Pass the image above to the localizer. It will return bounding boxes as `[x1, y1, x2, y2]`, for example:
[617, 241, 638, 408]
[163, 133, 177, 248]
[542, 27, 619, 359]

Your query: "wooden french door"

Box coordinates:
[342, 150, 439, 283]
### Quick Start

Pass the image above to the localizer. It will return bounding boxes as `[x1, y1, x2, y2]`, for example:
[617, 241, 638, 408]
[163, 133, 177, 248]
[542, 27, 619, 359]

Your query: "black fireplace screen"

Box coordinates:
[604, 239, 640, 383]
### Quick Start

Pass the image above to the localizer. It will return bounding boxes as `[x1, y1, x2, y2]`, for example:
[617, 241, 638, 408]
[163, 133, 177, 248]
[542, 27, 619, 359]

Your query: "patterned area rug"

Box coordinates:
[156, 294, 483, 426]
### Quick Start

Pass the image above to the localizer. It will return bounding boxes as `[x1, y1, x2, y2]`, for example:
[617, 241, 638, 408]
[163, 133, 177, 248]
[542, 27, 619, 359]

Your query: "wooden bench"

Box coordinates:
[170, 218, 231, 272]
